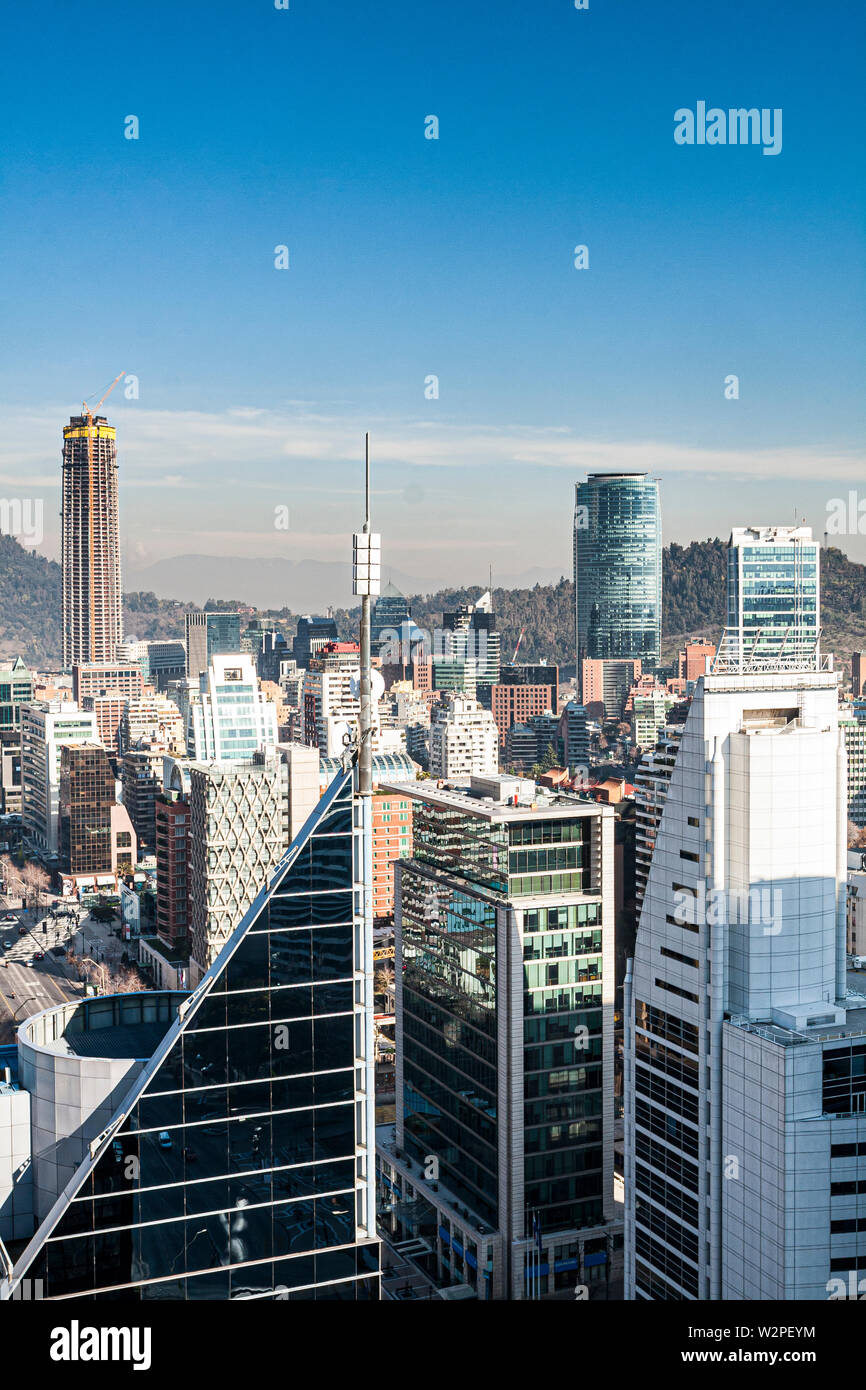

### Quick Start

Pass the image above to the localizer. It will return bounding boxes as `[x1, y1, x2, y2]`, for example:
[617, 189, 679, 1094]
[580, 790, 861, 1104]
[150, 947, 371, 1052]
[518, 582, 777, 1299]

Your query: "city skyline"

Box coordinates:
[0, 0, 864, 1327]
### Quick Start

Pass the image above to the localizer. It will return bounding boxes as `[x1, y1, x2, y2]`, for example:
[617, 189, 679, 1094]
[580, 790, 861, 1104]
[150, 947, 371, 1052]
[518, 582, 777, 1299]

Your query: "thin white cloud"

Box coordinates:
[3, 402, 862, 484]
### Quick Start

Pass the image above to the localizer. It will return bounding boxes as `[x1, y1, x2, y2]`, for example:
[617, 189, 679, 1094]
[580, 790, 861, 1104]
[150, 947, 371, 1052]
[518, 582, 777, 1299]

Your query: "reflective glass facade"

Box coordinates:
[574, 473, 662, 669]
[726, 534, 820, 662]
[7, 770, 380, 1301]
[395, 790, 611, 1285]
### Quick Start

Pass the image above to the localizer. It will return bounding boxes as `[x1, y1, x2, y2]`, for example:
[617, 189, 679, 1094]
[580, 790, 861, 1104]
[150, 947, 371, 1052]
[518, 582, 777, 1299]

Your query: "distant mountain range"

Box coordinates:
[2, 534, 864, 677]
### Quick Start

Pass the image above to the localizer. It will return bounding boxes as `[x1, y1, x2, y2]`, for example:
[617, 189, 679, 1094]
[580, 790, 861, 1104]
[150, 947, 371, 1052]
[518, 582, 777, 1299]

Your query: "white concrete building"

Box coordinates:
[624, 656, 866, 1300]
[121, 690, 185, 752]
[187, 753, 284, 981]
[428, 695, 498, 780]
[20, 701, 98, 856]
[188, 653, 277, 762]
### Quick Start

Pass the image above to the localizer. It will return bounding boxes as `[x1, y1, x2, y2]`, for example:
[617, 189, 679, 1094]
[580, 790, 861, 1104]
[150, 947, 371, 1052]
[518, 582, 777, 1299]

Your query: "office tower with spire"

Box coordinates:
[61, 410, 123, 669]
[574, 474, 661, 692]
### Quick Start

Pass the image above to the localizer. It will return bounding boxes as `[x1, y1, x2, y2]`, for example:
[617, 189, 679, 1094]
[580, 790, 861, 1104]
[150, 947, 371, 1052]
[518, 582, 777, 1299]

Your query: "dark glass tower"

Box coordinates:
[371, 583, 411, 659]
[574, 474, 661, 673]
[4, 769, 380, 1301]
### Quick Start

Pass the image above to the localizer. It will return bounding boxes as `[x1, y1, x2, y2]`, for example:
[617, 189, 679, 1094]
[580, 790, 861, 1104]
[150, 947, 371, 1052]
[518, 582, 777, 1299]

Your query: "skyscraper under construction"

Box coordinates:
[61, 409, 123, 669]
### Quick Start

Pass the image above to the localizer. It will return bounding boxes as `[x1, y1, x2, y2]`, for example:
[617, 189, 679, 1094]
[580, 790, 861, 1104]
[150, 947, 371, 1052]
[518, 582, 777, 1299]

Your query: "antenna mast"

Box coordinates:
[353, 432, 379, 798]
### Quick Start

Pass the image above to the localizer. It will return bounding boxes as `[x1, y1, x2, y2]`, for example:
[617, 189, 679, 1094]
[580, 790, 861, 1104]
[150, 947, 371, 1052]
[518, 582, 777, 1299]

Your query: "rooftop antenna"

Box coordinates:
[353, 432, 379, 798]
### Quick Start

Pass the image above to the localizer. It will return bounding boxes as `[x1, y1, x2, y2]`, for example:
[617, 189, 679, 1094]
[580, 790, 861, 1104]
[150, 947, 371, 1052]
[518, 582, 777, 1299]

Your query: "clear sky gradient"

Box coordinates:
[1, 0, 864, 590]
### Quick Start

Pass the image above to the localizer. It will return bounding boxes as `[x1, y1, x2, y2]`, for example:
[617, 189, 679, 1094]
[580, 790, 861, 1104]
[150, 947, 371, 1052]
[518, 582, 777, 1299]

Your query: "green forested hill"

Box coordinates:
[1, 535, 863, 676]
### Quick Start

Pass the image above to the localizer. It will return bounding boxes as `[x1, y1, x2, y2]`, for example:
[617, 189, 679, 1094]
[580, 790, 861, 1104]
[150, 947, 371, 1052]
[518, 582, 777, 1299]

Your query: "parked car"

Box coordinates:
[158, 1131, 172, 1149]
[2, 941, 12, 951]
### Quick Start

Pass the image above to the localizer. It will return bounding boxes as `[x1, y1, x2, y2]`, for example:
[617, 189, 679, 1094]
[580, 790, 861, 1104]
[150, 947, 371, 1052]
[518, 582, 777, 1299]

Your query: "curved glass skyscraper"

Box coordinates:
[574, 473, 662, 675]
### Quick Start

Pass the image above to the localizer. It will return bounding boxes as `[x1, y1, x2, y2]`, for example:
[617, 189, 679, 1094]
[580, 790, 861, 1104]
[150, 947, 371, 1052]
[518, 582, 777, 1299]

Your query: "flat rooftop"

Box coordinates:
[378, 780, 606, 823]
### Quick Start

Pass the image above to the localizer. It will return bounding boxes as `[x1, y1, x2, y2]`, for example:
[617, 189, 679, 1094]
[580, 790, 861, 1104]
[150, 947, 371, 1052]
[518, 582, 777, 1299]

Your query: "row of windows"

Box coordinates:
[524, 957, 602, 990]
[634, 1032, 700, 1090]
[509, 820, 587, 846]
[824, 1047, 866, 1116]
[635, 1001, 700, 1055]
[635, 1098, 700, 1159]
[633, 1227, 699, 1297]
[655, 977, 699, 1005]
[523, 929, 603, 961]
[511, 871, 590, 897]
[524, 1118, 603, 1154]
[524, 1064, 602, 1100]
[523, 903, 601, 933]
[634, 1130, 700, 1195]
[38, 1231, 377, 1299]
[635, 1196, 700, 1264]
[404, 1034, 497, 1127]
[634, 1256, 685, 1301]
[524, 1008, 602, 1046]
[661, 945, 699, 970]
[634, 1063, 700, 1125]
[524, 1092, 601, 1127]
[634, 1162, 700, 1227]
[524, 983, 603, 1014]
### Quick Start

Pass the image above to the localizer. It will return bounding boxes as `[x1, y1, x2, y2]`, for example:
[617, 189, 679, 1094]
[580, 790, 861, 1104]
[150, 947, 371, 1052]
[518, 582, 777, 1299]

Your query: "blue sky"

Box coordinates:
[1, 0, 864, 593]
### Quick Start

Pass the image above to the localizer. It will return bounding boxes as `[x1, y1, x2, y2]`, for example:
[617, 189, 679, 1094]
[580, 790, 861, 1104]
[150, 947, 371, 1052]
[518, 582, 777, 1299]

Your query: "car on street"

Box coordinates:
[2, 941, 12, 951]
[158, 1131, 173, 1149]
[24, 959, 34, 967]
[17, 925, 27, 936]
[34, 951, 45, 960]
[0, 915, 18, 927]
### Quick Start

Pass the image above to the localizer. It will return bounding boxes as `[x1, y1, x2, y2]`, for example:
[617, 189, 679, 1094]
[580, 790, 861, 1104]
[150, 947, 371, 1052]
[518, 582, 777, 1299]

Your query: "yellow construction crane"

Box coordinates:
[81, 372, 124, 658]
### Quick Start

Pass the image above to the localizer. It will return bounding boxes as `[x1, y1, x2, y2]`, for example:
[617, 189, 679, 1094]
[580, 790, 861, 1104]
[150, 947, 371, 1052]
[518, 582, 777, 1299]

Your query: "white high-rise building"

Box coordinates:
[20, 702, 98, 855]
[187, 753, 284, 982]
[188, 653, 277, 761]
[725, 525, 820, 666]
[623, 651, 866, 1300]
[121, 691, 186, 752]
[428, 695, 498, 780]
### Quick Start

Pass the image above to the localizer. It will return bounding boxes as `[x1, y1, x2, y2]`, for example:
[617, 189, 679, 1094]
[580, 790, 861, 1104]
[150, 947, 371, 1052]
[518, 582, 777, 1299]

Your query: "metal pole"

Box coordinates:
[359, 432, 373, 800]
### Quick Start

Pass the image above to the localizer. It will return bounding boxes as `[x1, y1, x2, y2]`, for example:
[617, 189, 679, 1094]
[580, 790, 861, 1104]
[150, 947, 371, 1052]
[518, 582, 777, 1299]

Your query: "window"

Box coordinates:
[660, 947, 699, 970]
[679, 851, 699, 863]
[654, 978, 699, 1005]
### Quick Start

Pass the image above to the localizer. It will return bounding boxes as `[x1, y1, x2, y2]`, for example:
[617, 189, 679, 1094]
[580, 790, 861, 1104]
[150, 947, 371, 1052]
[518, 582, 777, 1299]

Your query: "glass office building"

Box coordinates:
[725, 525, 820, 666]
[371, 583, 412, 659]
[574, 473, 662, 673]
[3, 770, 380, 1301]
[377, 777, 619, 1299]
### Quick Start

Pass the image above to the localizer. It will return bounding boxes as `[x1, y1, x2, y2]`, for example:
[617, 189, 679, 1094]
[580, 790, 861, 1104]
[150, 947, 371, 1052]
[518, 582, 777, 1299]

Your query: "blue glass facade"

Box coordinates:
[574, 473, 662, 670]
[726, 536, 820, 662]
[5, 771, 380, 1301]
